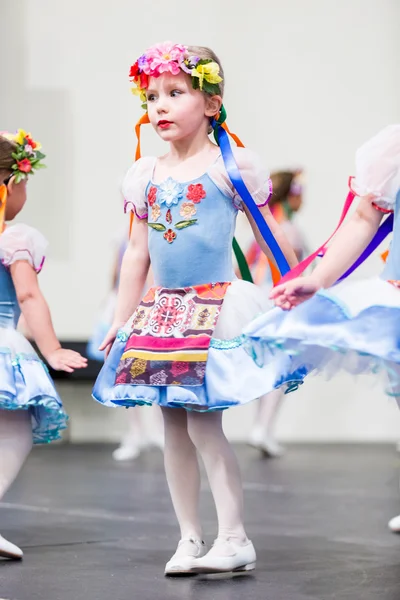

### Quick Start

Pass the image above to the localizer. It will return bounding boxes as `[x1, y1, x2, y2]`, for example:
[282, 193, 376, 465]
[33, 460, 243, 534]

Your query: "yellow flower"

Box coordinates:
[131, 84, 147, 103]
[192, 61, 222, 90]
[14, 129, 29, 145]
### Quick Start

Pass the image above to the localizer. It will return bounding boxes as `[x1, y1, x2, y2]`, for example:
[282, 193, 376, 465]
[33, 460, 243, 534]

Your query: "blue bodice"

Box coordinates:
[146, 173, 238, 287]
[0, 264, 20, 329]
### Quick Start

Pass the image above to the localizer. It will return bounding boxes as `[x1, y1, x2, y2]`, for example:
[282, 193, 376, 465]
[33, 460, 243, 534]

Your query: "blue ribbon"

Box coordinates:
[216, 123, 291, 276]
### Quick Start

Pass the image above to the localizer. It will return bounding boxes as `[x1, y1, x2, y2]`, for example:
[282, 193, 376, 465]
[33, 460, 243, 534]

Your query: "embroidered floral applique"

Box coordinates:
[164, 228, 177, 243]
[147, 180, 201, 242]
[158, 178, 184, 207]
[148, 186, 157, 207]
[186, 183, 206, 204]
[180, 202, 197, 219]
[151, 204, 161, 221]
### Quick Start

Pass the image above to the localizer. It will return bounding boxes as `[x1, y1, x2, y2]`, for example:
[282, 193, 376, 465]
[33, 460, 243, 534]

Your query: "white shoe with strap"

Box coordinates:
[164, 537, 207, 576]
[191, 537, 256, 574]
[0, 535, 23, 560]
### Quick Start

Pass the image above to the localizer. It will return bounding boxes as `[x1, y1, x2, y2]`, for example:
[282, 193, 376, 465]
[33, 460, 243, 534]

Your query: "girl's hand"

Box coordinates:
[46, 348, 88, 373]
[270, 276, 322, 310]
[99, 322, 125, 358]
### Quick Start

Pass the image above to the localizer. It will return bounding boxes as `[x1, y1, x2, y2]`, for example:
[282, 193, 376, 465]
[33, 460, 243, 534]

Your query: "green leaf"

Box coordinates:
[175, 219, 197, 230]
[202, 81, 221, 96]
[148, 222, 166, 232]
[34, 163, 47, 170]
[192, 77, 200, 90]
[34, 151, 46, 160]
[197, 59, 212, 66]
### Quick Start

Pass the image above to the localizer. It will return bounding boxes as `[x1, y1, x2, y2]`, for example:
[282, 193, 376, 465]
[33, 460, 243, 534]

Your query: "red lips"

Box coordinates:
[158, 120, 173, 129]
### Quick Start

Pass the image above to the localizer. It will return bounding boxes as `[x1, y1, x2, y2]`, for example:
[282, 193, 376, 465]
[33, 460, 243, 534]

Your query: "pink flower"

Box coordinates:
[142, 42, 187, 77]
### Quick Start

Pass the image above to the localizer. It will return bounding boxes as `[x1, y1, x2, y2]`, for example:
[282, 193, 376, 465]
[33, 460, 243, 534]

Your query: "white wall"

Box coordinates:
[3, 0, 400, 441]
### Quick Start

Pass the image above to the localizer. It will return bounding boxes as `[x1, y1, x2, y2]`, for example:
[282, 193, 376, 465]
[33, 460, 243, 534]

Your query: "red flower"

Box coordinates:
[25, 135, 37, 149]
[139, 72, 149, 89]
[166, 208, 172, 224]
[164, 229, 176, 244]
[148, 186, 157, 206]
[129, 61, 140, 79]
[17, 159, 32, 173]
[186, 183, 206, 204]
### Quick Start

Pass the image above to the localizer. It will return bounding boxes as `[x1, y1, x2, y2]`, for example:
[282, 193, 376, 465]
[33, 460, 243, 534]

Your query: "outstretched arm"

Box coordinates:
[271, 196, 384, 309]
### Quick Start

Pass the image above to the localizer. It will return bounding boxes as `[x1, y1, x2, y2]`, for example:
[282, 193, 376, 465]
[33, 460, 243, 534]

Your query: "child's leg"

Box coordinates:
[185, 411, 256, 572]
[249, 388, 285, 457]
[186, 411, 246, 540]
[161, 408, 202, 540]
[0, 410, 32, 499]
[162, 408, 207, 574]
[0, 409, 32, 559]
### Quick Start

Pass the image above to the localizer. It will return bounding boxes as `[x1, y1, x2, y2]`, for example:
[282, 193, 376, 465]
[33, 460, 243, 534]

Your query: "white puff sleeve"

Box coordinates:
[0, 224, 48, 273]
[208, 147, 273, 210]
[122, 157, 156, 219]
[352, 124, 400, 212]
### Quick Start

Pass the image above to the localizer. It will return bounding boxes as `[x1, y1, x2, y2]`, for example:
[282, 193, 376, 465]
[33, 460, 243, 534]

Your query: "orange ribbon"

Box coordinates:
[0, 184, 7, 234]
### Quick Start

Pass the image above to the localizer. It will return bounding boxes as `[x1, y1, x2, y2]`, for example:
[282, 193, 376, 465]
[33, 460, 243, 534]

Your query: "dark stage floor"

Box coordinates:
[1, 444, 400, 600]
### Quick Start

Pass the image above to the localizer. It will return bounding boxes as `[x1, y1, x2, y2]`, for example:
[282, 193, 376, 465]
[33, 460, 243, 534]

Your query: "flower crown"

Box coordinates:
[1, 129, 46, 184]
[129, 42, 223, 110]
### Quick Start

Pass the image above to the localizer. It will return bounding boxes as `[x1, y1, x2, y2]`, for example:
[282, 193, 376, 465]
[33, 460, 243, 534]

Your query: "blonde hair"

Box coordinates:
[186, 45, 225, 98]
[0, 135, 17, 183]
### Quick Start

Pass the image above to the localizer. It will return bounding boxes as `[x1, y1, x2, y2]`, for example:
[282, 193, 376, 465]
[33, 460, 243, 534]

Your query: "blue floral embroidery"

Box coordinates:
[158, 178, 184, 208]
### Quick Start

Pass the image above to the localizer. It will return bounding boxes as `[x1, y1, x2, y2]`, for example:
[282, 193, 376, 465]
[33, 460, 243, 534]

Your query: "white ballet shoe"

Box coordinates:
[388, 514, 400, 533]
[164, 537, 207, 576]
[191, 537, 256, 574]
[0, 535, 23, 560]
[248, 430, 284, 458]
[112, 442, 141, 462]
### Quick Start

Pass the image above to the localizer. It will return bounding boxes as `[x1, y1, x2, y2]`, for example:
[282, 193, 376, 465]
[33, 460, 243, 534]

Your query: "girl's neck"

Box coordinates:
[167, 129, 216, 163]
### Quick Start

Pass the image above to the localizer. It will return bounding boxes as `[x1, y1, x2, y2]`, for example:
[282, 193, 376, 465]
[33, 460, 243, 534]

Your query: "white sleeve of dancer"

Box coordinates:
[121, 156, 157, 219]
[208, 147, 273, 210]
[0, 224, 48, 273]
[353, 124, 400, 212]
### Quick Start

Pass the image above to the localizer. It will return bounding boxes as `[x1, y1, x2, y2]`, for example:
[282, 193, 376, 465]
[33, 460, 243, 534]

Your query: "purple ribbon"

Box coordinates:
[337, 213, 394, 283]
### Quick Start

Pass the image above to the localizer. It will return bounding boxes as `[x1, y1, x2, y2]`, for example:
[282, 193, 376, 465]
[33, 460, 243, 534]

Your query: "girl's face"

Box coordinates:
[5, 178, 28, 220]
[146, 71, 221, 143]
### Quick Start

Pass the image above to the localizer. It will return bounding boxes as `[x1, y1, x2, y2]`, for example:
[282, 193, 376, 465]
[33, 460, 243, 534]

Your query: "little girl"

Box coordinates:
[93, 42, 297, 575]
[0, 130, 87, 559]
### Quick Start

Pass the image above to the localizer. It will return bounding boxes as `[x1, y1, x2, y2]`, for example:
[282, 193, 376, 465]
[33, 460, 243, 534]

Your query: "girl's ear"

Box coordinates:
[205, 95, 223, 118]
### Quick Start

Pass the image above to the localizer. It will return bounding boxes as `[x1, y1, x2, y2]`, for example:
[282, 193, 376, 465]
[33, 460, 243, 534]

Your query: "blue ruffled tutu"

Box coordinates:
[244, 277, 400, 398]
[0, 328, 68, 443]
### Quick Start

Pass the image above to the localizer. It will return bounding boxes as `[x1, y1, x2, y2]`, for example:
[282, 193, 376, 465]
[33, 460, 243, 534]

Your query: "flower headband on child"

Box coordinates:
[129, 41, 223, 109]
[0, 129, 46, 184]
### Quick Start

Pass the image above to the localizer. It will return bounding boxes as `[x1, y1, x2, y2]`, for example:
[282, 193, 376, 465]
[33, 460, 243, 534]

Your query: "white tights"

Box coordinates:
[162, 408, 247, 542]
[0, 410, 32, 501]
